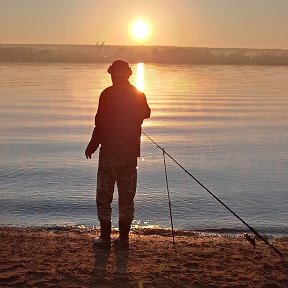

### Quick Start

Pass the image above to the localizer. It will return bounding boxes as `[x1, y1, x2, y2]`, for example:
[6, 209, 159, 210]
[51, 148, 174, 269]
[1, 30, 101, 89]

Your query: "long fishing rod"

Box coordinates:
[142, 131, 282, 256]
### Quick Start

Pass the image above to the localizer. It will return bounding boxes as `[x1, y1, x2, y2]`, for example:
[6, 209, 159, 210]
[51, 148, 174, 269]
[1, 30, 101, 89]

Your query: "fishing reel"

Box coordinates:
[244, 233, 256, 249]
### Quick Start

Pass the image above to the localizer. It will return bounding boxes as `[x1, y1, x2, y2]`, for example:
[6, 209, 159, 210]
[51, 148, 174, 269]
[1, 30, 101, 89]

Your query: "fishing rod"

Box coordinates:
[142, 131, 282, 256]
[162, 148, 176, 248]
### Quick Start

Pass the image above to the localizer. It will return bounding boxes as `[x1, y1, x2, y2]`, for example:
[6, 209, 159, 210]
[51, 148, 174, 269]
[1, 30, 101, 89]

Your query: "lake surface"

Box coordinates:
[0, 63, 288, 235]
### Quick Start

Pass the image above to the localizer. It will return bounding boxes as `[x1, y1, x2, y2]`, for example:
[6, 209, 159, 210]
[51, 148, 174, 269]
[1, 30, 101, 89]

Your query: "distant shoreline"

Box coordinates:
[1, 44, 288, 65]
[1, 43, 288, 51]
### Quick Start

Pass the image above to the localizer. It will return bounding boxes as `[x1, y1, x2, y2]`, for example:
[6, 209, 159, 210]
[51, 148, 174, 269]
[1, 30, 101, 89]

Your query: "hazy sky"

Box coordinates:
[0, 0, 287, 49]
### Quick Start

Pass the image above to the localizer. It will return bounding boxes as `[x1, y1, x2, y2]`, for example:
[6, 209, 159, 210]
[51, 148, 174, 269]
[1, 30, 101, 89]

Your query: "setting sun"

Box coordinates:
[131, 19, 150, 42]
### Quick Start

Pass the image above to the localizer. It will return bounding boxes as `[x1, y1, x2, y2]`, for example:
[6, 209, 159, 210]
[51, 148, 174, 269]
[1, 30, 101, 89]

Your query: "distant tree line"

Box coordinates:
[0, 44, 288, 65]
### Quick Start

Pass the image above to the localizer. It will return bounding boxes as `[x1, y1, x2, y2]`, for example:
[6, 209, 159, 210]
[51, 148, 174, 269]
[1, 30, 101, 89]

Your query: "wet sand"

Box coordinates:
[0, 227, 287, 288]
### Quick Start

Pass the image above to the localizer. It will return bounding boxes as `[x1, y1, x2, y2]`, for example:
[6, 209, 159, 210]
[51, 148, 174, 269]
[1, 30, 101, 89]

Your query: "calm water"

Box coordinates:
[0, 63, 288, 235]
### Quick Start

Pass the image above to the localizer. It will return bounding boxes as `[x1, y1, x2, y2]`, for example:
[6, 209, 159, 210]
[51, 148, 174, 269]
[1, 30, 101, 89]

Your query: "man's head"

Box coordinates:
[108, 60, 132, 82]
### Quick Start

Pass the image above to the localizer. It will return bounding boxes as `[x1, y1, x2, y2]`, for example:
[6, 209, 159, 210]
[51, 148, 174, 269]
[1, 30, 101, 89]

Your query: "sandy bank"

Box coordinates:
[0, 227, 287, 287]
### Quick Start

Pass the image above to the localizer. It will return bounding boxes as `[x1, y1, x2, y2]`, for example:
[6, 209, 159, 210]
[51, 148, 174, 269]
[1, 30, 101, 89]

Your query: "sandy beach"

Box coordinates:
[0, 227, 287, 288]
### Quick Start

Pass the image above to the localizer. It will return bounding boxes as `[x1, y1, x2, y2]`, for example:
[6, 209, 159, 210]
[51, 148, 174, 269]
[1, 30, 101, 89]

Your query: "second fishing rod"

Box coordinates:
[142, 131, 282, 256]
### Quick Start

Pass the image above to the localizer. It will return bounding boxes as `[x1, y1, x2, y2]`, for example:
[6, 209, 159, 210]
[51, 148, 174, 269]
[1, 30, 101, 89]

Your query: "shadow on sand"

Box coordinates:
[92, 243, 130, 287]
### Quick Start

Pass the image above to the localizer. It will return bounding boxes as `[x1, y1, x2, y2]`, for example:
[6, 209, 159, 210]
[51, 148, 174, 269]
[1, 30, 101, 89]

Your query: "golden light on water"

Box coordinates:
[136, 63, 145, 92]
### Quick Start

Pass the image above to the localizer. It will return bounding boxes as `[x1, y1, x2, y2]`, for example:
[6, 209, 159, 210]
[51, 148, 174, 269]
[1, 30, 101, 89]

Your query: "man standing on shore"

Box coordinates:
[85, 60, 151, 249]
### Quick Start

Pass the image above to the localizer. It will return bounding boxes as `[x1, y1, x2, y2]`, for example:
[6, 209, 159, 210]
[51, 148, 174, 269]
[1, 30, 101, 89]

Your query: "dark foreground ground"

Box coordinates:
[0, 227, 287, 288]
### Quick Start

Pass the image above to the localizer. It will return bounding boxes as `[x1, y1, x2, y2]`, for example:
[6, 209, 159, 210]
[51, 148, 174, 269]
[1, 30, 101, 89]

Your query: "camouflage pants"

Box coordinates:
[96, 154, 137, 224]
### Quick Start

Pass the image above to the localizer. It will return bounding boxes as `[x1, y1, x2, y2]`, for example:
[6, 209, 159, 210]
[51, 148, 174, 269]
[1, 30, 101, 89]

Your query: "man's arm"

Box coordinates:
[85, 127, 100, 159]
[85, 93, 105, 159]
[142, 93, 151, 120]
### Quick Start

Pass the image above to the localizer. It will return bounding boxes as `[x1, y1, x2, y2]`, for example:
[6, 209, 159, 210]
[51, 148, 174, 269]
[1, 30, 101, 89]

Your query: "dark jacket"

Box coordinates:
[88, 81, 150, 157]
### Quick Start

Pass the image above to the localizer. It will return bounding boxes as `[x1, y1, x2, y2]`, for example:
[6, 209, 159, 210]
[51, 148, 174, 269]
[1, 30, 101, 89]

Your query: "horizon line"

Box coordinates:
[0, 43, 287, 51]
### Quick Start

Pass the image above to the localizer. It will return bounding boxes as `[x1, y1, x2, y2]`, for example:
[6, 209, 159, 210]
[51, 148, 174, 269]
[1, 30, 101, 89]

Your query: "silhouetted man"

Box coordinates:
[85, 60, 151, 248]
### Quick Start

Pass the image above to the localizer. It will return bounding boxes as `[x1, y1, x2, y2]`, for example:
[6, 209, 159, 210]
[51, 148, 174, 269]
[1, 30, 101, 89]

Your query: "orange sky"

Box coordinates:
[0, 0, 287, 49]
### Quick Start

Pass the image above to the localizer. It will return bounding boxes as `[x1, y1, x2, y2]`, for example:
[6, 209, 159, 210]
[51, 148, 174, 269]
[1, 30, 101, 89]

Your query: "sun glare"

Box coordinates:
[131, 19, 150, 42]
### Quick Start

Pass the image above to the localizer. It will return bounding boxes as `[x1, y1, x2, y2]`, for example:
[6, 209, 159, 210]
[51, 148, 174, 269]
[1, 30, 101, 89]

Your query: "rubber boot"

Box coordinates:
[114, 221, 131, 249]
[93, 221, 111, 249]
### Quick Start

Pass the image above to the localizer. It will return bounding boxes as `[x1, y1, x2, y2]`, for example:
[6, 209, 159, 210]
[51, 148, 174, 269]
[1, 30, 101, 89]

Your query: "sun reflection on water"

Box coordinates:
[135, 62, 145, 92]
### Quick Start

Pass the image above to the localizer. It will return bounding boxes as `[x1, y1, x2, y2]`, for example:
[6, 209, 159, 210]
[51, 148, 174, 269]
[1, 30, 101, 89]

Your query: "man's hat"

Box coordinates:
[107, 60, 132, 78]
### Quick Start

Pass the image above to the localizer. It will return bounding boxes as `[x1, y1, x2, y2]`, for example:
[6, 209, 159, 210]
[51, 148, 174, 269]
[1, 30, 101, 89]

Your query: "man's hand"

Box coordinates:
[85, 147, 92, 159]
[85, 142, 99, 159]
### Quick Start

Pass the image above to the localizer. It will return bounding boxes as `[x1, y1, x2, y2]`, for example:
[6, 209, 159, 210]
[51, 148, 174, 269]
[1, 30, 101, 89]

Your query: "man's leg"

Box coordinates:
[116, 157, 137, 247]
[95, 155, 115, 246]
